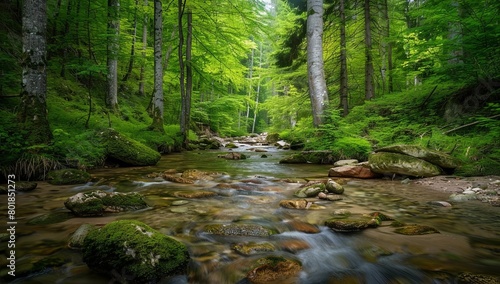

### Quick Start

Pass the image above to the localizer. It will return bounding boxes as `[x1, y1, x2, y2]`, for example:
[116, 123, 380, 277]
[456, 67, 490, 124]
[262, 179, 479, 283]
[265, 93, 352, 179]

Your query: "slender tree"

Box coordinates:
[123, 0, 138, 82]
[138, 0, 148, 96]
[106, 0, 120, 112]
[364, 0, 375, 100]
[339, 0, 349, 116]
[307, 0, 328, 127]
[182, 10, 193, 147]
[19, 0, 52, 145]
[149, 0, 164, 132]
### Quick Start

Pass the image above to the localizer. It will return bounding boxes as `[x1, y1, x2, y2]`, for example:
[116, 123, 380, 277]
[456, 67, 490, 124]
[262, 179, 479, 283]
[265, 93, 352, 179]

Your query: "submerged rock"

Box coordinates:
[325, 215, 381, 232]
[202, 223, 274, 237]
[393, 224, 440, 235]
[279, 199, 317, 210]
[68, 223, 97, 249]
[64, 190, 148, 216]
[246, 256, 302, 284]
[369, 152, 442, 177]
[47, 169, 90, 185]
[83, 220, 189, 283]
[231, 242, 275, 255]
[98, 128, 161, 166]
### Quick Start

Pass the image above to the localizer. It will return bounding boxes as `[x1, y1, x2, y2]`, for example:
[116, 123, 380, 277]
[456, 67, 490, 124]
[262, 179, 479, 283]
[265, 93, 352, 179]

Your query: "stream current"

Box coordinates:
[2, 144, 500, 283]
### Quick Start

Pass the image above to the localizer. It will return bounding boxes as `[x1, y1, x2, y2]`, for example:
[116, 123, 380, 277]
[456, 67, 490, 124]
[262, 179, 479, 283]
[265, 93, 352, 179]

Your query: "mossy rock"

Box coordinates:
[394, 225, 440, 235]
[325, 216, 381, 232]
[202, 223, 275, 237]
[369, 152, 442, 177]
[27, 212, 73, 225]
[83, 220, 189, 283]
[68, 223, 97, 249]
[375, 145, 460, 169]
[64, 190, 148, 216]
[225, 142, 239, 149]
[294, 183, 325, 198]
[98, 128, 161, 166]
[279, 153, 308, 164]
[47, 169, 90, 185]
[231, 242, 276, 255]
[266, 133, 280, 144]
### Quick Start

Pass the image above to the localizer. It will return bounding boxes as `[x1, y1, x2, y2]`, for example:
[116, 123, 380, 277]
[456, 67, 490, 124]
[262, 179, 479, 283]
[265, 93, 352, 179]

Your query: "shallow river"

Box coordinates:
[2, 144, 500, 283]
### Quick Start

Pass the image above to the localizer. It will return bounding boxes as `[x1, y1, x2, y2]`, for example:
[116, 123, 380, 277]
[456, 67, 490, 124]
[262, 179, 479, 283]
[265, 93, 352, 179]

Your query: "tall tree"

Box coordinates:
[106, 0, 120, 112]
[122, 0, 138, 82]
[364, 0, 375, 100]
[138, 0, 148, 96]
[307, 0, 328, 127]
[19, 0, 52, 145]
[149, 0, 164, 132]
[182, 10, 193, 147]
[339, 0, 349, 116]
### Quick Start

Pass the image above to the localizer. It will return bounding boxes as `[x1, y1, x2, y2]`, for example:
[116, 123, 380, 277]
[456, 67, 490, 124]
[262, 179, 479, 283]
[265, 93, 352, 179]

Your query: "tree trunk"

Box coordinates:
[182, 10, 192, 147]
[149, 0, 164, 132]
[364, 0, 375, 100]
[138, 0, 148, 96]
[123, 0, 138, 82]
[246, 47, 254, 131]
[178, 0, 186, 138]
[19, 0, 52, 145]
[107, 0, 120, 112]
[339, 0, 349, 116]
[307, 0, 328, 127]
[384, 0, 393, 93]
[252, 43, 263, 133]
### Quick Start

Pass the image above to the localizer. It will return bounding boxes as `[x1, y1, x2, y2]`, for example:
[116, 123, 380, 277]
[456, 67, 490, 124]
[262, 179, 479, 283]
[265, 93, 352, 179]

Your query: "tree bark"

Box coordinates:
[19, 0, 52, 145]
[107, 0, 120, 112]
[307, 0, 328, 127]
[364, 0, 375, 100]
[149, 0, 164, 132]
[339, 0, 349, 116]
[178, 0, 186, 138]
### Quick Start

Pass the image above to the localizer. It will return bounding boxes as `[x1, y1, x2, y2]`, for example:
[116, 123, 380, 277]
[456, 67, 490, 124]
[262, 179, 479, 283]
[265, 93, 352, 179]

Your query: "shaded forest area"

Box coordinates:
[1, 0, 499, 181]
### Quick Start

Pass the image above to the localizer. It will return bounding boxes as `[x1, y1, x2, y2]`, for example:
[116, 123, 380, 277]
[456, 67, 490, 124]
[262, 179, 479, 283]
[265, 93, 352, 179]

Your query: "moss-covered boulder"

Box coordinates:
[98, 128, 161, 166]
[375, 145, 460, 169]
[325, 178, 344, 194]
[279, 150, 333, 164]
[294, 183, 326, 198]
[369, 152, 442, 177]
[82, 220, 189, 283]
[47, 169, 91, 185]
[64, 190, 148, 216]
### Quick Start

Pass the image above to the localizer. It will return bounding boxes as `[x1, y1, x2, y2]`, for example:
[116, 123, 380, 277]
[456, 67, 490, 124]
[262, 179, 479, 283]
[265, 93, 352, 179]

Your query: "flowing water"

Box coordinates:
[2, 144, 500, 283]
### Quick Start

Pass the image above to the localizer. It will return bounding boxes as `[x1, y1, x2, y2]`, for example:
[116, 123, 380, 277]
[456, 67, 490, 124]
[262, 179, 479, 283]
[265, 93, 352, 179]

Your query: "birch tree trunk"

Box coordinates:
[364, 0, 375, 100]
[19, 0, 52, 144]
[149, 0, 164, 132]
[107, 0, 120, 112]
[339, 0, 349, 116]
[307, 0, 328, 127]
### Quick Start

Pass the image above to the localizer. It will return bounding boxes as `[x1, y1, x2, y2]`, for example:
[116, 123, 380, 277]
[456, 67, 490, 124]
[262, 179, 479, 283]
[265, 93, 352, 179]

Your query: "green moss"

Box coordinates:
[98, 128, 161, 166]
[83, 220, 189, 282]
[27, 212, 73, 225]
[101, 192, 147, 209]
[32, 256, 66, 273]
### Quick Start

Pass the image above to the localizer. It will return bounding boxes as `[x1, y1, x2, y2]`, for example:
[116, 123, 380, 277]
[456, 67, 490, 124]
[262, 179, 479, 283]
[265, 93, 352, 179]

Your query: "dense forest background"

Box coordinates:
[1, 0, 499, 181]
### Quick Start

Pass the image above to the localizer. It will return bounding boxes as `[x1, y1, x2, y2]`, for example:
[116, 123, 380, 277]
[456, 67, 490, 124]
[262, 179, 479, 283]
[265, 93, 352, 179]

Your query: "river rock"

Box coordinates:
[163, 174, 195, 184]
[64, 190, 148, 216]
[231, 242, 275, 255]
[246, 256, 302, 284]
[98, 128, 161, 166]
[324, 217, 380, 232]
[333, 159, 359, 167]
[218, 152, 247, 160]
[68, 223, 97, 249]
[47, 169, 91, 185]
[393, 225, 440, 235]
[82, 220, 189, 283]
[449, 193, 478, 202]
[279, 239, 311, 253]
[16, 181, 38, 191]
[294, 183, 326, 198]
[202, 223, 274, 237]
[369, 152, 443, 177]
[318, 192, 344, 201]
[279, 199, 310, 209]
[181, 169, 218, 181]
[375, 145, 460, 170]
[325, 179, 344, 194]
[329, 165, 380, 179]
[286, 220, 321, 234]
[173, 190, 217, 199]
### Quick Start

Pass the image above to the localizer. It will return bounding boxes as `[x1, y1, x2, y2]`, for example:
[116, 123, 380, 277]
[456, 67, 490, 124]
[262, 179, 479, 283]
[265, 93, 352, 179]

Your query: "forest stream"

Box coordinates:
[2, 143, 500, 283]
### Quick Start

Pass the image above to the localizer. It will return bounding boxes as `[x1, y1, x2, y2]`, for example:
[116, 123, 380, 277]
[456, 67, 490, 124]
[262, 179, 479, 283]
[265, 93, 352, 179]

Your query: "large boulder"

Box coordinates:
[64, 190, 148, 216]
[98, 128, 161, 166]
[369, 152, 442, 177]
[47, 169, 90, 185]
[329, 165, 380, 179]
[375, 145, 460, 170]
[83, 220, 189, 283]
